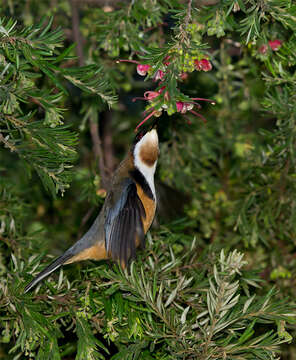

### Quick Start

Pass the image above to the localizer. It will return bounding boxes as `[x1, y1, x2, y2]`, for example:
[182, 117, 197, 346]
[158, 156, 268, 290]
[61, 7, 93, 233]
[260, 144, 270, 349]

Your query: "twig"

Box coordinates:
[89, 120, 108, 188]
[100, 112, 115, 176]
[178, 0, 192, 46]
[185, 0, 193, 29]
[70, 0, 84, 66]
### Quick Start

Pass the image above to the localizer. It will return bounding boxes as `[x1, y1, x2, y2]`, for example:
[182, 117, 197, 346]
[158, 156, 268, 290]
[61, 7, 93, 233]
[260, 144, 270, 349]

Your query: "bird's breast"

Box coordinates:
[136, 183, 156, 233]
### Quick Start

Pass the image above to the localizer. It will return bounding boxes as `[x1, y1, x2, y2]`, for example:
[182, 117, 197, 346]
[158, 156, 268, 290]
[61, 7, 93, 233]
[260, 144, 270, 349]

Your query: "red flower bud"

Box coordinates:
[176, 101, 184, 113]
[268, 39, 282, 51]
[194, 59, 212, 72]
[137, 64, 151, 76]
[194, 59, 202, 71]
[200, 59, 212, 72]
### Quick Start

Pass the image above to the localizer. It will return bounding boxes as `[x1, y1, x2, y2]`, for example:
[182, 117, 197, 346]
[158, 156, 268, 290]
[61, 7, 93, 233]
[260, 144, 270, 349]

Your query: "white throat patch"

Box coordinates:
[134, 129, 158, 199]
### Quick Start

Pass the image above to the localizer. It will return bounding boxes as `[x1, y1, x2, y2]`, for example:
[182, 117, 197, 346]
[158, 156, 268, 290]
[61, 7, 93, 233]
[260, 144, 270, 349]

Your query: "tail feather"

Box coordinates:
[24, 213, 103, 293]
[24, 251, 73, 293]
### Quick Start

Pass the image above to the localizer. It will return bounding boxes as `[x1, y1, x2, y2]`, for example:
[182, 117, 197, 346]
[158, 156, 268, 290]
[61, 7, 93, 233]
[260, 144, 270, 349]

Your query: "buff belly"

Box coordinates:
[136, 184, 156, 233]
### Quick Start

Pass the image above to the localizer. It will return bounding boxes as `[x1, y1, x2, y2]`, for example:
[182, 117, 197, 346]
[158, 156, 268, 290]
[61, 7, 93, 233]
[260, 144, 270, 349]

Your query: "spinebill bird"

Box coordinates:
[24, 127, 159, 293]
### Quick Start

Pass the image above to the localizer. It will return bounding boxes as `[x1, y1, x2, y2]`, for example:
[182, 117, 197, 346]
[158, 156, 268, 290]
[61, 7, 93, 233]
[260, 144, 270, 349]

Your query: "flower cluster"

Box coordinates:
[132, 88, 215, 131]
[117, 53, 214, 130]
[259, 39, 282, 54]
[136, 53, 212, 76]
[194, 59, 212, 72]
[174, 50, 212, 74]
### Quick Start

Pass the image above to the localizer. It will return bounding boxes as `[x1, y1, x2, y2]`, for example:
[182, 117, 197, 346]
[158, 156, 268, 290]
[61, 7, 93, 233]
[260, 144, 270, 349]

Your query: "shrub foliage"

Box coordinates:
[0, 1, 296, 359]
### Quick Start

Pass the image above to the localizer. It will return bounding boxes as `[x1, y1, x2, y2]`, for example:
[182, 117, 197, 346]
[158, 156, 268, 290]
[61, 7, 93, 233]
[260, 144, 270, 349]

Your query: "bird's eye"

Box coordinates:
[133, 131, 145, 147]
[137, 132, 143, 141]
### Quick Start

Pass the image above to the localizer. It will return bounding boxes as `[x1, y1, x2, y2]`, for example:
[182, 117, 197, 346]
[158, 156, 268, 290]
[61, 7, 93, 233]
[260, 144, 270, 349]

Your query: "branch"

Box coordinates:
[70, 0, 84, 66]
[89, 120, 108, 189]
[69, 0, 109, 187]
[100, 111, 115, 176]
[185, 0, 192, 29]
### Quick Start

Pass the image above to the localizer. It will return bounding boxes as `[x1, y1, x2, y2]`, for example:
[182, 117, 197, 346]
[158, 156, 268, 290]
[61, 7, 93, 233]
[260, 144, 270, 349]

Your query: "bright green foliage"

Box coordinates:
[99, 248, 294, 359]
[1, 0, 296, 359]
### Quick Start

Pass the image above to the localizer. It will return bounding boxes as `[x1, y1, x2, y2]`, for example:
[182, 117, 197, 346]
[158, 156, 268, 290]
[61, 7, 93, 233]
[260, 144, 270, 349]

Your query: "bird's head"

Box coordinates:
[132, 127, 159, 172]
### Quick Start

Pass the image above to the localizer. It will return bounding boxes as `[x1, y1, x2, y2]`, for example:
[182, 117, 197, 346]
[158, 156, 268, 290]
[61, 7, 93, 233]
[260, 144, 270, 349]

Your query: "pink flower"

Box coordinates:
[194, 60, 203, 71]
[137, 64, 151, 76]
[194, 59, 212, 72]
[176, 101, 184, 112]
[132, 90, 162, 103]
[175, 97, 216, 122]
[179, 72, 188, 81]
[143, 91, 159, 100]
[135, 96, 215, 131]
[116, 59, 152, 76]
[268, 39, 282, 51]
[176, 102, 193, 114]
[259, 44, 268, 54]
[153, 70, 165, 81]
[200, 59, 212, 71]
[176, 100, 207, 122]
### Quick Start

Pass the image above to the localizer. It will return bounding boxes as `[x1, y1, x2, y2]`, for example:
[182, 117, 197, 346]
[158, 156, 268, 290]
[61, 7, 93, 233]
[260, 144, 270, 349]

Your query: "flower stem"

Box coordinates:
[135, 110, 157, 131]
[116, 59, 139, 64]
[189, 110, 207, 123]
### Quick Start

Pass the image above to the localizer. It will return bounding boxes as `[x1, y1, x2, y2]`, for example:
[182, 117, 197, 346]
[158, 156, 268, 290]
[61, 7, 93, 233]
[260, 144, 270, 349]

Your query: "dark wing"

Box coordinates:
[104, 180, 146, 266]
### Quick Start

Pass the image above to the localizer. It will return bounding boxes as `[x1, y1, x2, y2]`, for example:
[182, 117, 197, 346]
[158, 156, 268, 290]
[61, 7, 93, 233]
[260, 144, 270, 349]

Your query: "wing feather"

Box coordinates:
[105, 180, 145, 266]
